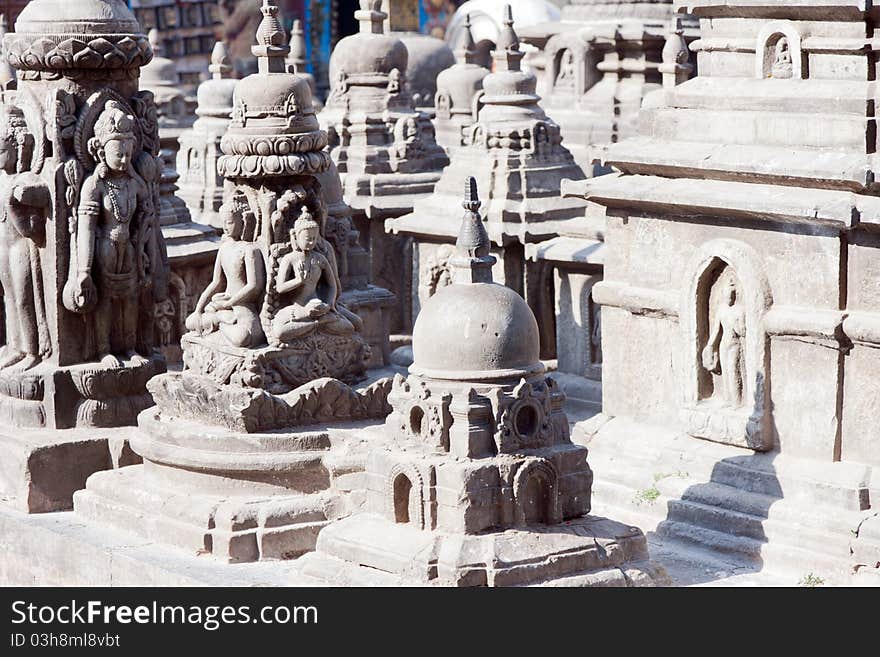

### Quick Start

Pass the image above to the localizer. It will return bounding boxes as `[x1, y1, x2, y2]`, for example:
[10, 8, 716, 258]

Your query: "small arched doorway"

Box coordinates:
[521, 472, 552, 525]
[393, 473, 413, 524]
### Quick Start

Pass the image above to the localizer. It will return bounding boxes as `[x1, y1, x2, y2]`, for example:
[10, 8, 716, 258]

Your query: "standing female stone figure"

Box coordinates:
[701, 278, 746, 407]
[69, 100, 151, 366]
[0, 103, 50, 371]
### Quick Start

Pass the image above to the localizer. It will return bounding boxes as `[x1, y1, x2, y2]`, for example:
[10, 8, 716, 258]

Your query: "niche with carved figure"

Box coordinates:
[681, 240, 773, 451]
[756, 22, 803, 80]
[696, 262, 746, 409]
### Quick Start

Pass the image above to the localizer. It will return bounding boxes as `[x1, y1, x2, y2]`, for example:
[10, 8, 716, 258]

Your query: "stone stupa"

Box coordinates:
[293, 177, 667, 586]
[388, 5, 587, 358]
[74, 0, 393, 563]
[319, 0, 449, 336]
[433, 13, 490, 155]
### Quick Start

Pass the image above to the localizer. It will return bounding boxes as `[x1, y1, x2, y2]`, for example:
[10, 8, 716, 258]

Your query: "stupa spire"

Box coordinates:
[493, 5, 523, 73]
[209, 41, 233, 80]
[253, 0, 290, 74]
[288, 19, 307, 73]
[452, 177, 495, 284]
[456, 13, 478, 65]
[356, 0, 385, 35]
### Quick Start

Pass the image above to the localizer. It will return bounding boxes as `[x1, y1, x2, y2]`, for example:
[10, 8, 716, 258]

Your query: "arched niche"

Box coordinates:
[679, 239, 774, 450]
[755, 22, 803, 80]
[513, 459, 561, 525]
[387, 463, 426, 529]
[544, 34, 598, 98]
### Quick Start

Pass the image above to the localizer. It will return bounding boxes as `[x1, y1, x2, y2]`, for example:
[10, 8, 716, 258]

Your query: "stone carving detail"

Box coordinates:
[0, 100, 51, 371]
[700, 274, 746, 408]
[771, 37, 793, 79]
[554, 48, 577, 90]
[174, 0, 370, 410]
[0, 0, 170, 429]
[63, 92, 167, 366]
[418, 243, 456, 305]
[148, 372, 392, 433]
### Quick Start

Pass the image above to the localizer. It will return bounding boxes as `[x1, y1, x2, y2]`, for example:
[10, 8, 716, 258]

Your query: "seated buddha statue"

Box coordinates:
[271, 206, 356, 343]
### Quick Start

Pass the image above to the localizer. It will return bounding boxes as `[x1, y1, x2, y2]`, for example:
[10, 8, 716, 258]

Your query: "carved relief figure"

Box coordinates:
[185, 202, 266, 348]
[771, 37, 793, 79]
[0, 104, 50, 370]
[270, 206, 356, 342]
[701, 278, 746, 407]
[69, 100, 154, 367]
[555, 48, 576, 90]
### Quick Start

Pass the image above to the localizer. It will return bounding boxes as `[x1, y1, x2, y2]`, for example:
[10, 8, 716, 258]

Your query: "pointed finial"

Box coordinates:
[209, 41, 233, 80]
[253, 0, 290, 73]
[452, 177, 495, 284]
[288, 18, 307, 73]
[148, 28, 164, 58]
[493, 5, 523, 72]
[355, 0, 385, 35]
[456, 13, 477, 65]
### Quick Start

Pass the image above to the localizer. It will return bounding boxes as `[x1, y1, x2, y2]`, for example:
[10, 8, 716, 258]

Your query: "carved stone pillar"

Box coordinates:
[0, 0, 170, 511]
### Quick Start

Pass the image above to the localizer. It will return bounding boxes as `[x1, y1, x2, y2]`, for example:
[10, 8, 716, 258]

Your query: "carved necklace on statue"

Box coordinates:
[104, 177, 133, 224]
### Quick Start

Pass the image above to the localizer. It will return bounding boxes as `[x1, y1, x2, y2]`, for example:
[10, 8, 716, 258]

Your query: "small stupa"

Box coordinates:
[293, 178, 666, 586]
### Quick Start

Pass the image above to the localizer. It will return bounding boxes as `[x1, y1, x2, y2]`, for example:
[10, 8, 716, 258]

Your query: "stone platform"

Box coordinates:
[573, 414, 876, 585]
[0, 426, 140, 513]
[73, 410, 386, 563]
[293, 513, 667, 587]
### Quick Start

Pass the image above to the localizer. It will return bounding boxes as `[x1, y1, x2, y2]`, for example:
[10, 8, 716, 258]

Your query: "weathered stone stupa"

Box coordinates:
[518, 1, 697, 174]
[286, 19, 322, 112]
[319, 0, 449, 336]
[388, 6, 587, 358]
[0, 0, 169, 511]
[177, 41, 238, 231]
[293, 178, 666, 586]
[74, 1, 393, 563]
[141, 28, 220, 366]
[433, 14, 490, 154]
[565, 0, 879, 581]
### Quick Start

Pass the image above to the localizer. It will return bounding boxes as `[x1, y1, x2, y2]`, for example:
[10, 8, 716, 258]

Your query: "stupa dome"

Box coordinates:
[196, 41, 237, 119]
[329, 1, 408, 82]
[410, 177, 542, 381]
[141, 29, 177, 88]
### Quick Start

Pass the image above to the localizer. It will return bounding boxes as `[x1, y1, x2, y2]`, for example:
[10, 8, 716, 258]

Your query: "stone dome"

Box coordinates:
[411, 282, 541, 380]
[446, 0, 559, 51]
[397, 32, 455, 108]
[410, 176, 542, 381]
[329, 2, 407, 82]
[436, 63, 487, 114]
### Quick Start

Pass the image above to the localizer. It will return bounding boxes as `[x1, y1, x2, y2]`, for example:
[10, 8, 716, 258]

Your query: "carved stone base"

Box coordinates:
[0, 426, 139, 513]
[0, 356, 165, 430]
[681, 400, 769, 451]
[73, 408, 385, 562]
[293, 513, 668, 586]
[181, 331, 371, 395]
[147, 371, 392, 433]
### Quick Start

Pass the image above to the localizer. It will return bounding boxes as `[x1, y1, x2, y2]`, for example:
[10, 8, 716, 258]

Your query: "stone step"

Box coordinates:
[666, 497, 854, 559]
[656, 519, 765, 561]
[709, 458, 868, 512]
